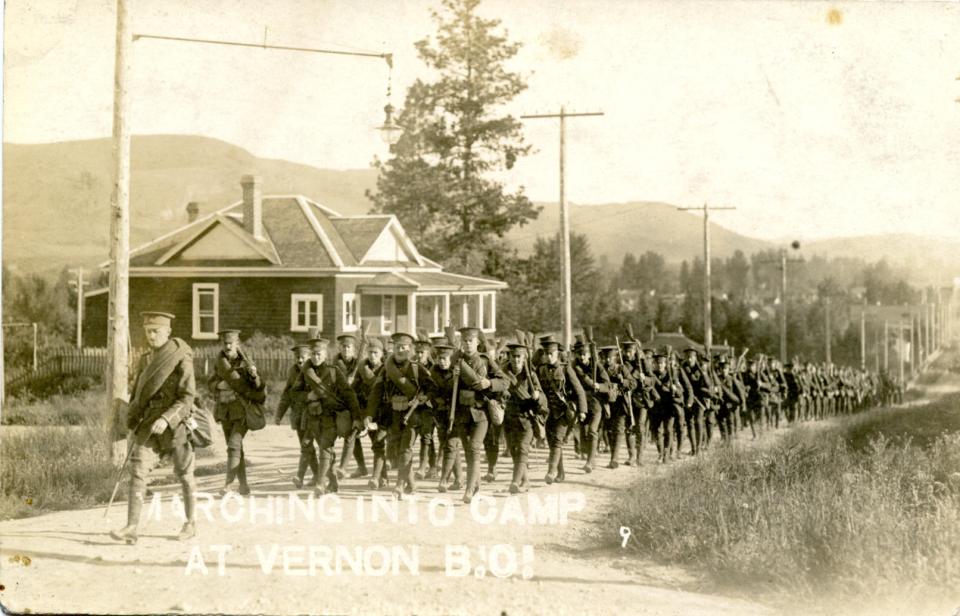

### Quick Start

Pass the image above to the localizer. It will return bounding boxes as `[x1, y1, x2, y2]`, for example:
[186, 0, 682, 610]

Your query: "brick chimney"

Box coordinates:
[186, 201, 200, 223]
[240, 175, 264, 240]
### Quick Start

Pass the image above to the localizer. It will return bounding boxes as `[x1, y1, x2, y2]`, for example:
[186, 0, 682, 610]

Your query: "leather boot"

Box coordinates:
[314, 458, 332, 496]
[110, 483, 142, 545]
[625, 432, 636, 466]
[368, 455, 384, 490]
[237, 453, 251, 495]
[177, 483, 197, 540]
[557, 454, 566, 483]
[294, 454, 309, 488]
[545, 447, 560, 484]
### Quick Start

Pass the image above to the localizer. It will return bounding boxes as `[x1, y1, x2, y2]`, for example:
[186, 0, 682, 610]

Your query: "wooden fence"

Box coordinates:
[3, 347, 295, 399]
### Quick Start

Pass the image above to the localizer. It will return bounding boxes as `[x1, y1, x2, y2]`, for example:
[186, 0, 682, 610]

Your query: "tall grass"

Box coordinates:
[613, 394, 960, 607]
[2, 389, 105, 426]
[0, 426, 118, 520]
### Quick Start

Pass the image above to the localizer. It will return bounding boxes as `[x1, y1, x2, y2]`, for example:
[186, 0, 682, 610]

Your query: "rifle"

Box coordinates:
[585, 326, 598, 385]
[445, 325, 461, 433]
[105, 409, 145, 518]
[348, 321, 373, 385]
[615, 335, 636, 429]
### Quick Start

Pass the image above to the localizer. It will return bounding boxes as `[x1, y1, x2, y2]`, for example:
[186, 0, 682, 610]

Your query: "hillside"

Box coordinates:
[5, 136, 955, 285]
[804, 234, 960, 287]
[506, 201, 773, 264]
[2, 135, 378, 274]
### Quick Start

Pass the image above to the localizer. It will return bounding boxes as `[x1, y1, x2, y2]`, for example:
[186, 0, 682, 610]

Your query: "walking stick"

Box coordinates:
[104, 413, 146, 518]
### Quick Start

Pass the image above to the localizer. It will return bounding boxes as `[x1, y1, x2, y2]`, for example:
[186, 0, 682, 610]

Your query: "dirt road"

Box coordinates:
[0, 425, 775, 615]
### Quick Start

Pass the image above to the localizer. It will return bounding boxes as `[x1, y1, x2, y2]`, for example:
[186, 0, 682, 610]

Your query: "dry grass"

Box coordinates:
[0, 426, 118, 520]
[612, 394, 960, 608]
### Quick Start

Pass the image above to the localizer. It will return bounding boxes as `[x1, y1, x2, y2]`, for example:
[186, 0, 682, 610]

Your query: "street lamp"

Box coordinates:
[378, 103, 403, 145]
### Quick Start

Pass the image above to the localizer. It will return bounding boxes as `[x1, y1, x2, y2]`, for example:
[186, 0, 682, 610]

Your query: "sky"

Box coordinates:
[4, 0, 960, 242]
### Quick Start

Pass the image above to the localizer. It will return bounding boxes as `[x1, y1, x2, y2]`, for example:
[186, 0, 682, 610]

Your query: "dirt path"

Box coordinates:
[0, 425, 776, 615]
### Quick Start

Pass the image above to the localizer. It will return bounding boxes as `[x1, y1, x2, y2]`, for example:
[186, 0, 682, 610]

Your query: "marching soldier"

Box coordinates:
[334, 334, 368, 479]
[366, 332, 430, 499]
[680, 348, 712, 456]
[208, 329, 264, 496]
[571, 337, 610, 473]
[536, 335, 587, 483]
[429, 342, 465, 493]
[713, 355, 741, 441]
[360, 338, 390, 489]
[110, 311, 197, 544]
[300, 337, 362, 496]
[650, 352, 684, 462]
[502, 342, 548, 493]
[622, 340, 658, 465]
[599, 346, 636, 468]
[742, 357, 773, 439]
[274, 343, 318, 488]
[413, 338, 439, 482]
[453, 327, 508, 503]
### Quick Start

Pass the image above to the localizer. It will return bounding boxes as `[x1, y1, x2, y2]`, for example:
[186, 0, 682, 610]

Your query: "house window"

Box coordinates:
[481, 292, 495, 332]
[342, 293, 359, 332]
[192, 283, 219, 340]
[381, 295, 395, 335]
[291, 294, 323, 333]
[415, 294, 445, 336]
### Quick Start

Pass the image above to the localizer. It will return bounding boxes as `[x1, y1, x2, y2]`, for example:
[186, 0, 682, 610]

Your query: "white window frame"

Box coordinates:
[480, 291, 496, 333]
[290, 293, 324, 333]
[452, 292, 496, 331]
[342, 292, 360, 332]
[192, 283, 219, 340]
[413, 292, 447, 336]
[381, 295, 396, 335]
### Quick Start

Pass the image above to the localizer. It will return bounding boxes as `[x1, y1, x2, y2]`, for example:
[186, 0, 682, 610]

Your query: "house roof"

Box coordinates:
[124, 195, 431, 272]
[115, 186, 506, 293]
[356, 271, 506, 293]
[647, 332, 705, 353]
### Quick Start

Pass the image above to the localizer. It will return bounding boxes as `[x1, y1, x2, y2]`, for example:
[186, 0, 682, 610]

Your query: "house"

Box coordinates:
[84, 175, 506, 347]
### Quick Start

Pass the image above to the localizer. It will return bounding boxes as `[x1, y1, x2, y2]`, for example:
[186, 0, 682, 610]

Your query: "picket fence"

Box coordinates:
[3, 347, 295, 397]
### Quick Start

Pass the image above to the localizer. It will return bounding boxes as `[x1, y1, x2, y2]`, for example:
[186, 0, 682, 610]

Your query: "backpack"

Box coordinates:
[185, 402, 215, 448]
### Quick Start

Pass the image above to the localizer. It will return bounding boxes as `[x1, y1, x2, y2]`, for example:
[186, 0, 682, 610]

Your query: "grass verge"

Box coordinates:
[612, 394, 960, 609]
[1, 426, 118, 520]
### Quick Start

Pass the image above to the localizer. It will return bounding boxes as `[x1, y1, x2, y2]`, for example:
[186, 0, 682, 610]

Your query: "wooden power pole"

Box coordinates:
[106, 0, 132, 462]
[520, 107, 603, 350]
[677, 203, 735, 354]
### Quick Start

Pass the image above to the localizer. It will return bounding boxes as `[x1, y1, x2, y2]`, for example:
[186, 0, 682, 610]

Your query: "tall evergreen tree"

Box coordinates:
[367, 0, 540, 270]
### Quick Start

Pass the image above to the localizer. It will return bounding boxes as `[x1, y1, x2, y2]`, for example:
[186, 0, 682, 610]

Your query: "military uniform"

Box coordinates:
[570, 341, 611, 473]
[741, 359, 773, 439]
[680, 350, 712, 455]
[111, 311, 197, 544]
[366, 333, 430, 498]
[413, 339, 439, 481]
[275, 344, 318, 488]
[651, 353, 688, 462]
[208, 330, 265, 495]
[501, 343, 548, 493]
[301, 337, 362, 495]
[622, 341, 658, 466]
[536, 336, 587, 483]
[427, 345, 465, 492]
[452, 328, 509, 503]
[599, 347, 636, 469]
[334, 334, 368, 480]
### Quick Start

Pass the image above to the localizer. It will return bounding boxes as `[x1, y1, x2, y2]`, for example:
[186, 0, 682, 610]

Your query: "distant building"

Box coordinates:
[84, 176, 506, 347]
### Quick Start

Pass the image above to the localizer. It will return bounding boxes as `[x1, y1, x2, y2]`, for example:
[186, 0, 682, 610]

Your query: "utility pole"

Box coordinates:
[824, 295, 831, 364]
[860, 310, 867, 370]
[883, 319, 889, 372]
[898, 318, 905, 384]
[520, 107, 603, 350]
[105, 0, 132, 463]
[677, 202, 736, 354]
[69, 267, 85, 349]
